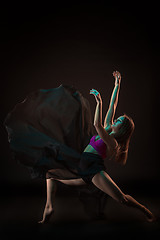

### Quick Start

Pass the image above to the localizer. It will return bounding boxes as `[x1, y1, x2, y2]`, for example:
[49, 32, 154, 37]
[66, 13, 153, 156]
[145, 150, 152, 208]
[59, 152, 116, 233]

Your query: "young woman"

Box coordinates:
[4, 71, 155, 223]
[38, 71, 155, 223]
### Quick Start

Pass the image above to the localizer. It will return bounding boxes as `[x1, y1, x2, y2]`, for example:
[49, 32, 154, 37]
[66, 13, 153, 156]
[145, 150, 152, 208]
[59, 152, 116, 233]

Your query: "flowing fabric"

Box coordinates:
[79, 152, 105, 184]
[4, 84, 95, 179]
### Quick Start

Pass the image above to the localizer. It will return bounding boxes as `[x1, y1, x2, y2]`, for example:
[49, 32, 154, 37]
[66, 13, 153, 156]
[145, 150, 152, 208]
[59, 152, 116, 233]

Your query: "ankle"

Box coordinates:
[45, 204, 54, 211]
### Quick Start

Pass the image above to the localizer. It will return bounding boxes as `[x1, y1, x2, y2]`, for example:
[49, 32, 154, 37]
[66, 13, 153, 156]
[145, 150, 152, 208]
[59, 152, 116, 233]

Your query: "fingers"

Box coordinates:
[90, 89, 100, 96]
[113, 71, 116, 77]
[113, 71, 121, 79]
[113, 70, 120, 75]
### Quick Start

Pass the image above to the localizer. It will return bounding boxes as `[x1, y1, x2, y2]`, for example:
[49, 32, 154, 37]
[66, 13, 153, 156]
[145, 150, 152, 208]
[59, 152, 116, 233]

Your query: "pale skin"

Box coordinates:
[39, 71, 155, 223]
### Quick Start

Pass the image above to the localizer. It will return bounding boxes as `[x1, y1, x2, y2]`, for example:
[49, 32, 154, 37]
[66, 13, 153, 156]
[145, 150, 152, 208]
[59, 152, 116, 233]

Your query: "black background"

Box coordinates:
[1, 2, 160, 237]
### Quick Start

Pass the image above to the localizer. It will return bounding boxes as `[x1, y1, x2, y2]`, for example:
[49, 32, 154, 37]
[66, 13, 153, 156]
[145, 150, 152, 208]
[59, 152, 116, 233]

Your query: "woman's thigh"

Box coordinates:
[55, 178, 86, 186]
[92, 170, 125, 202]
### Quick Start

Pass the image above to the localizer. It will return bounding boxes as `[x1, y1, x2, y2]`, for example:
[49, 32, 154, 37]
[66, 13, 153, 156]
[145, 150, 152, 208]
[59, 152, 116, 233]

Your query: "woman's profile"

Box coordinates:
[4, 71, 155, 223]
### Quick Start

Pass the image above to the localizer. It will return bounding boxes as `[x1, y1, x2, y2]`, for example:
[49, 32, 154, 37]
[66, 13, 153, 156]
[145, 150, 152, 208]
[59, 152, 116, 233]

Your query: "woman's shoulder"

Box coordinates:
[106, 140, 118, 160]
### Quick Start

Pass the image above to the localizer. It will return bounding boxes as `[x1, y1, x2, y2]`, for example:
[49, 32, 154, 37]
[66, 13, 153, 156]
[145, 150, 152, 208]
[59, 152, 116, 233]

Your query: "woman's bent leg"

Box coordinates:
[39, 179, 57, 224]
[39, 178, 85, 223]
[92, 171, 155, 221]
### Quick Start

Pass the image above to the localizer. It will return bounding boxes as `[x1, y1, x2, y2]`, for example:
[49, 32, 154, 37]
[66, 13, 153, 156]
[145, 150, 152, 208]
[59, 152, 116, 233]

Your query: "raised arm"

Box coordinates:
[103, 71, 121, 128]
[89, 89, 117, 151]
[90, 88, 102, 126]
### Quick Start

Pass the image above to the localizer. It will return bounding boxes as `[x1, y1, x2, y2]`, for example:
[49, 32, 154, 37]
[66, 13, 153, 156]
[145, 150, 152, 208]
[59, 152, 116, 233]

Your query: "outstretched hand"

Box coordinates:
[90, 89, 102, 104]
[113, 71, 121, 85]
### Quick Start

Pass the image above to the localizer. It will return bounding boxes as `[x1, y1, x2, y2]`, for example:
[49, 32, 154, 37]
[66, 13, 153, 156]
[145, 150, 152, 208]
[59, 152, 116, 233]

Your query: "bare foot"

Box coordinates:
[143, 207, 156, 222]
[38, 206, 54, 224]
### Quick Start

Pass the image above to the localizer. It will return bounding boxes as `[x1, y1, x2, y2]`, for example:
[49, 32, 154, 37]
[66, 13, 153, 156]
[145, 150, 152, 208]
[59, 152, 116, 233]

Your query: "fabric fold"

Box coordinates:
[4, 84, 95, 179]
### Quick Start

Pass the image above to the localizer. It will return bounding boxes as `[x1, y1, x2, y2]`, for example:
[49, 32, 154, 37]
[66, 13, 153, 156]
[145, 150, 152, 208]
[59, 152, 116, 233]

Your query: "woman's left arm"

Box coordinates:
[104, 71, 121, 128]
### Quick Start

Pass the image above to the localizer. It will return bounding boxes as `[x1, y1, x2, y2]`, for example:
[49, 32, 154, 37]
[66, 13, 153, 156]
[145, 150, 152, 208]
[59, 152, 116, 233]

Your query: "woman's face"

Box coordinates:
[111, 116, 124, 133]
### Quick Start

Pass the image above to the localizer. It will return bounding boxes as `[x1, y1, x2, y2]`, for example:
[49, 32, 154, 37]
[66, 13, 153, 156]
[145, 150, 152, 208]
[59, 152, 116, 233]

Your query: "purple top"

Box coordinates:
[89, 135, 107, 159]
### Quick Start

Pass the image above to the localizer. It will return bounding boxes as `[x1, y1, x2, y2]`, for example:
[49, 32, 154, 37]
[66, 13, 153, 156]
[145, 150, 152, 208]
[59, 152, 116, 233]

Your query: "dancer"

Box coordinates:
[4, 71, 155, 223]
[39, 71, 155, 223]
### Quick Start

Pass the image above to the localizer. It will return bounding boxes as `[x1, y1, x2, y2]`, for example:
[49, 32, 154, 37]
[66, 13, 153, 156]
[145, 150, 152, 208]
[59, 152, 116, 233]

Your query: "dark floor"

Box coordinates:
[0, 181, 160, 238]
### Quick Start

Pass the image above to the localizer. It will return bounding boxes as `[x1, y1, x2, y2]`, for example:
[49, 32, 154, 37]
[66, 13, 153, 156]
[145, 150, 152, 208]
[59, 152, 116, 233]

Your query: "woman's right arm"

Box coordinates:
[90, 88, 117, 152]
[103, 71, 121, 128]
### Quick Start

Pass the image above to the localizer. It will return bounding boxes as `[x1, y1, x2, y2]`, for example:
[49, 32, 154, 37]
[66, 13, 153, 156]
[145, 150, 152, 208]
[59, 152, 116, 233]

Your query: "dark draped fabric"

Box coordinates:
[4, 84, 108, 220]
[4, 84, 95, 179]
